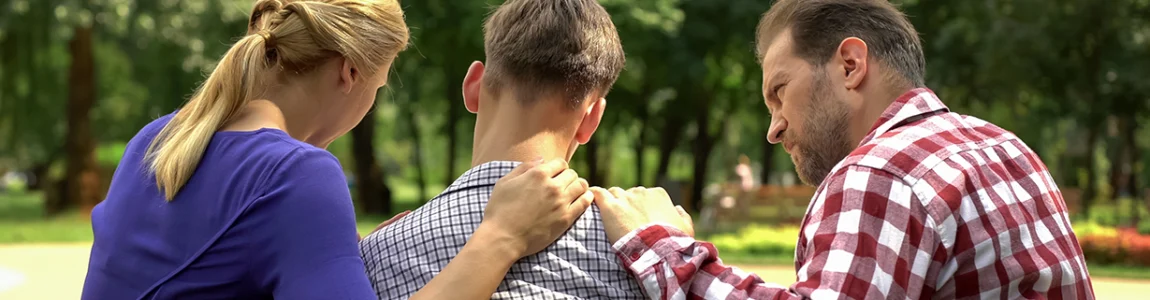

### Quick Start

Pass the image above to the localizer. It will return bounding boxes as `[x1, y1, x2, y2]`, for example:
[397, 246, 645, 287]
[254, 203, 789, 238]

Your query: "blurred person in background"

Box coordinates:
[736, 154, 756, 192]
[591, 0, 1096, 299]
[80, 0, 592, 299]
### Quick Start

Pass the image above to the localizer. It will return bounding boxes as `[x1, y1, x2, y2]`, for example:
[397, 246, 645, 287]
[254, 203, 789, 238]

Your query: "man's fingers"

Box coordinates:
[607, 187, 628, 200]
[531, 159, 570, 179]
[508, 157, 545, 177]
[627, 186, 647, 194]
[675, 205, 691, 223]
[649, 187, 674, 205]
[674, 205, 696, 237]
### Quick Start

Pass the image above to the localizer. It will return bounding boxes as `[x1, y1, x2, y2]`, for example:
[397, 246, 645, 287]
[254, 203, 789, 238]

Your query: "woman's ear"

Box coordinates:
[339, 58, 357, 94]
[462, 61, 485, 113]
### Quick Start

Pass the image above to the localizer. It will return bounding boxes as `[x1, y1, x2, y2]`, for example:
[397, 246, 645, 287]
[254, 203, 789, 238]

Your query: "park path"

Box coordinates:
[0, 243, 1146, 299]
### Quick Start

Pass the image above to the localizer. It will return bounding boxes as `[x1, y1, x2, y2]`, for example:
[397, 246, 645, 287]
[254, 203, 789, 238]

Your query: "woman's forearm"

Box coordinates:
[409, 224, 525, 300]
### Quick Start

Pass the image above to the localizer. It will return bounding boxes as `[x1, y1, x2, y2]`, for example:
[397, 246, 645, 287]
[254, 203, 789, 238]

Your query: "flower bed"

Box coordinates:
[1079, 227, 1150, 267]
[710, 221, 1150, 269]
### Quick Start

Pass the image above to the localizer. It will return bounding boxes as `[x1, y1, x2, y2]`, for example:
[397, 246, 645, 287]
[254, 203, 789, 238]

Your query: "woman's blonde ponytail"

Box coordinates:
[146, 33, 274, 200]
[144, 0, 408, 200]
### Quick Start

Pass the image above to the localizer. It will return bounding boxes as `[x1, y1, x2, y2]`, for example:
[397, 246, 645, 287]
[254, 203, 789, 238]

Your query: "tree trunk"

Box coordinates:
[351, 107, 392, 215]
[1117, 115, 1136, 198]
[1082, 123, 1099, 218]
[654, 117, 685, 185]
[407, 106, 428, 203]
[585, 136, 602, 186]
[27, 161, 52, 191]
[1128, 119, 1142, 200]
[59, 25, 101, 216]
[444, 70, 462, 185]
[761, 130, 775, 185]
[1120, 115, 1139, 226]
[1107, 117, 1123, 199]
[634, 115, 648, 187]
[689, 114, 720, 215]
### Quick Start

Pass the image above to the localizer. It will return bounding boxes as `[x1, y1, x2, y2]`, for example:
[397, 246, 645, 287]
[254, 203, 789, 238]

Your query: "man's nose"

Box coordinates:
[766, 118, 786, 144]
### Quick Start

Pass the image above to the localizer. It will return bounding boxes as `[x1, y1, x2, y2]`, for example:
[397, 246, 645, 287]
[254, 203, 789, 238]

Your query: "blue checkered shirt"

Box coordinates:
[359, 161, 646, 299]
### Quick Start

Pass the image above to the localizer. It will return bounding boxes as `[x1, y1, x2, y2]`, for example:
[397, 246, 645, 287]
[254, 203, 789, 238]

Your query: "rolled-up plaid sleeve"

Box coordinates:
[613, 165, 939, 299]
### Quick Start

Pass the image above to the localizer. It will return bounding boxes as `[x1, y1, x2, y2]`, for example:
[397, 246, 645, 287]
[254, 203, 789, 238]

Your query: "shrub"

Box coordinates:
[1079, 228, 1150, 267]
[709, 224, 800, 257]
[1073, 220, 1119, 237]
[710, 221, 1150, 268]
[1138, 219, 1150, 236]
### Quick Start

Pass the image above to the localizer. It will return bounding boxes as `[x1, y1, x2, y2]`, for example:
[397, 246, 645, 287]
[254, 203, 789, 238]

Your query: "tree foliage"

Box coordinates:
[1, 0, 1147, 216]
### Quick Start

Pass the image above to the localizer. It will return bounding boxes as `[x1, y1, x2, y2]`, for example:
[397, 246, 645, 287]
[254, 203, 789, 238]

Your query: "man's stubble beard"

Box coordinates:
[793, 70, 855, 187]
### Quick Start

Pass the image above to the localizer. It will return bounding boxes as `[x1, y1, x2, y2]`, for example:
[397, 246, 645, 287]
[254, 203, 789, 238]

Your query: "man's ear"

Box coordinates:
[462, 61, 485, 113]
[574, 98, 606, 144]
[339, 58, 357, 94]
[836, 37, 869, 90]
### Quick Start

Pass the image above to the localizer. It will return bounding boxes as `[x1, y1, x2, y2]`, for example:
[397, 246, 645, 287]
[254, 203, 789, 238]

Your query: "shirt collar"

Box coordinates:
[858, 87, 950, 146]
[438, 160, 521, 196]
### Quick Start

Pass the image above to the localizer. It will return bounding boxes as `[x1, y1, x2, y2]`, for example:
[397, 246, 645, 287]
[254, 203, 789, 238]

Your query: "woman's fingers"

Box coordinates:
[565, 191, 594, 221]
[506, 157, 545, 177]
[373, 210, 411, 233]
[589, 187, 614, 206]
[553, 169, 580, 190]
[562, 177, 589, 200]
[531, 159, 570, 180]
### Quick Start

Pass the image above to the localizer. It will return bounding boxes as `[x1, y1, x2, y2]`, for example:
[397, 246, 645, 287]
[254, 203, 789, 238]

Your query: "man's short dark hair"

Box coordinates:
[483, 0, 626, 108]
[757, 0, 925, 87]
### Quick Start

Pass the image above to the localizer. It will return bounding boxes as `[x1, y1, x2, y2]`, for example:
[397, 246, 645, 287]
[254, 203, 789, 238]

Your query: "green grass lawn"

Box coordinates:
[0, 192, 94, 243]
[5, 191, 1150, 281]
[716, 253, 1150, 280]
[0, 191, 419, 244]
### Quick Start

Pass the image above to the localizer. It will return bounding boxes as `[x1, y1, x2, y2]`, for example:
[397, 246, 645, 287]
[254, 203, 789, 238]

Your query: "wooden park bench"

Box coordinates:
[698, 183, 816, 233]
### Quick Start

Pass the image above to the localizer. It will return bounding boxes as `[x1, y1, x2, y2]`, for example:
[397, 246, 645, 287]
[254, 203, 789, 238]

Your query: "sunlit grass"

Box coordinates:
[0, 189, 424, 244]
[0, 192, 93, 244]
[5, 191, 1150, 280]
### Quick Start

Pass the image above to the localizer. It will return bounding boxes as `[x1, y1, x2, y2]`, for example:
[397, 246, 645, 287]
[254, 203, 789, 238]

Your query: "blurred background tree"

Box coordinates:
[0, 0, 1147, 230]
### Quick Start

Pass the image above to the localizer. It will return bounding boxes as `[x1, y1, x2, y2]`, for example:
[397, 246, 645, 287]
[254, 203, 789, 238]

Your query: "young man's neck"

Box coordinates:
[469, 96, 581, 167]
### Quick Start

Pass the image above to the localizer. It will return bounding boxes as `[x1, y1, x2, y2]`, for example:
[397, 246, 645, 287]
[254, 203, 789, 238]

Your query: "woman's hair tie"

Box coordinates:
[258, 30, 277, 49]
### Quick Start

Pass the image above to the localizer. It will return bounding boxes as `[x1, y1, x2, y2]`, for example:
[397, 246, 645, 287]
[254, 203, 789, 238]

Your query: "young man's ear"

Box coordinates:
[339, 58, 357, 94]
[462, 61, 485, 113]
[574, 98, 606, 144]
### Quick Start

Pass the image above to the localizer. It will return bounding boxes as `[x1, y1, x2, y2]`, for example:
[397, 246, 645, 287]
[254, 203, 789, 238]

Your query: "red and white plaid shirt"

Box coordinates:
[614, 88, 1095, 299]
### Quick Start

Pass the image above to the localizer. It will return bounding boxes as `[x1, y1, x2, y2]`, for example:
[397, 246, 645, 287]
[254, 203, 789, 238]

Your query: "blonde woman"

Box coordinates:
[80, 1, 593, 299]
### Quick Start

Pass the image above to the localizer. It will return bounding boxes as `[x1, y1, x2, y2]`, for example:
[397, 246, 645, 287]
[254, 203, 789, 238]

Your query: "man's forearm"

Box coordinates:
[613, 224, 801, 300]
[410, 225, 522, 300]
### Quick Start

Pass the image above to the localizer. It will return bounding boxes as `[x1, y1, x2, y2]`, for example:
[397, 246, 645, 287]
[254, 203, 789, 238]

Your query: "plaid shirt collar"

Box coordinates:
[438, 160, 521, 196]
[859, 87, 951, 147]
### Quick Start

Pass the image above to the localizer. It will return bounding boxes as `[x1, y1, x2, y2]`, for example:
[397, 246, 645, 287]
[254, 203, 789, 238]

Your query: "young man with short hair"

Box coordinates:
[359, 0, 643, 298]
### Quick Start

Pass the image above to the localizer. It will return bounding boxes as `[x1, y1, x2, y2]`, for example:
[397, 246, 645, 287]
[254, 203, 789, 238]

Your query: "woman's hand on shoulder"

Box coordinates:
[479, 158, 593, 258]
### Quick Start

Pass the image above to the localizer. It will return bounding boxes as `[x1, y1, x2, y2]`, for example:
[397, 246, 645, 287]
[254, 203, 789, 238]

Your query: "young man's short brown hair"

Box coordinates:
[483, 0, 625, 108]
[757, 0, 925, 87]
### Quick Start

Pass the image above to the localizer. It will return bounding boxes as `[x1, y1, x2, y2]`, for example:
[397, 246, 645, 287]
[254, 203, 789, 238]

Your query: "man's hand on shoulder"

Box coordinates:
[590, 186, 695, 244]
